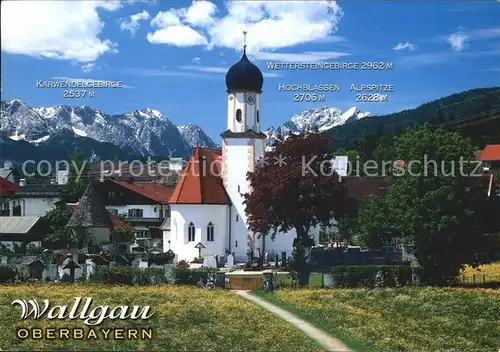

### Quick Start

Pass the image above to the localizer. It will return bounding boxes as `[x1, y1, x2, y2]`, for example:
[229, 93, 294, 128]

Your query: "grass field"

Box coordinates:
[0, 284, 324, 351]
[255, 286, 500, 352]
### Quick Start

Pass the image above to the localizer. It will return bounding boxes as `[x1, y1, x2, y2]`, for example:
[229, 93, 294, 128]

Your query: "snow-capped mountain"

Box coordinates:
[264, 106, 370, 148]
[1, 99, 369, 162]
[178, 124, 218, 149]
[1, 100, 216, 159]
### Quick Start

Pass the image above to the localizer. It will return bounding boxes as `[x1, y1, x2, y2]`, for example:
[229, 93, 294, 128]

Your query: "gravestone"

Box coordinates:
[139, 261, 149, 269]
[203, 255, 217, 268]
[85, 259, 95, 276]
[27, 259, 44, 280]
[226, 254, 235, 270]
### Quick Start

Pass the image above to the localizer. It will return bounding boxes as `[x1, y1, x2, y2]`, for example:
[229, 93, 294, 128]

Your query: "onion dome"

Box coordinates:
[225, 45, 263, 92]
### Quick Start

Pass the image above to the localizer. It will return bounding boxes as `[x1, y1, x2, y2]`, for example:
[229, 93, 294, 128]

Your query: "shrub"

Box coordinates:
[0, 265, 17, 283]
[330, 265, 412, 288]
[172, 268, 218, 285]
[88, 266, 168, 285]
[176, 260, 190, 269]
[191, 257, 204, 264]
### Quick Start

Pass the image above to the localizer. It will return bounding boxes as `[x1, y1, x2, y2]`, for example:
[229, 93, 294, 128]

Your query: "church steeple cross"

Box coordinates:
[243, 30, 247, 53]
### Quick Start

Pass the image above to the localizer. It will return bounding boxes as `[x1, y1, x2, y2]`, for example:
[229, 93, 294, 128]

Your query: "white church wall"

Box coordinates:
[229, 204, 250, 263]
[264, 225, 321, 259]
[234, 93, 245, 132]
[168, 204, 229, 262]
[227, 94, 235, 131]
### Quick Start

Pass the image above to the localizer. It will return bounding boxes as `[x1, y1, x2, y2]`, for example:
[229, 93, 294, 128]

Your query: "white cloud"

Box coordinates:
[1, 0, 123, 62]
[150, 9, 183, 27]
[192, 57, 201, 64]
[443, 27, 500, 52]
[124, 66, 281, 79]
[447, 31, 469, 52]
[147, 1, 344, 54]
[178, 65, 281, 78]
[81, 63, 100, 73]
[147, 25, 208, 46]
[252, 51, 350, 62]
[185, 0, 217, 27]
[393, 42, 417, 51]
[120, 10, 150, 37]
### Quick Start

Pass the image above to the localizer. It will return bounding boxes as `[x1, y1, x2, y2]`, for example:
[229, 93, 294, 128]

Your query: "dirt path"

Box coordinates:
[235, 290, 351, 352]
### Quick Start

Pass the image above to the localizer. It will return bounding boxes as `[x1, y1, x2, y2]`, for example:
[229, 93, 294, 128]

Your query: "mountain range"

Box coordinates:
[0, 99, 370, 163]
[2, 87, 497, 164]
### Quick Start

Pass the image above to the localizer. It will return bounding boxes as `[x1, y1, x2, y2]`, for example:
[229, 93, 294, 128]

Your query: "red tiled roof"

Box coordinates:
[110, 180, 174, 204]
[169, 147, 230, 204]
[110, 215, 135, 231]
[0, 177, 19, 197]
[479, 144, 500, 161]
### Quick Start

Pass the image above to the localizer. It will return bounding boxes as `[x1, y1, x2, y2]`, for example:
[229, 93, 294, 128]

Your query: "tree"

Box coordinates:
[44, 204, 74, 249]
[244, 134, 348, 286]
[112, 222, 135, 243]
[364, 125, 499, 285]
[59, 148, 91, 203]
[357, 195, 394, 248]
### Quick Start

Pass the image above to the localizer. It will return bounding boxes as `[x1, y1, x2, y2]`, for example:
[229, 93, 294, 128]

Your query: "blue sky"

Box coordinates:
[1, 0, 499, 142]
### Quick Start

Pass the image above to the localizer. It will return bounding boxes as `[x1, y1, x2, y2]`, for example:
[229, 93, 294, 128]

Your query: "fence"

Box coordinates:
[459, 273, 500, 285]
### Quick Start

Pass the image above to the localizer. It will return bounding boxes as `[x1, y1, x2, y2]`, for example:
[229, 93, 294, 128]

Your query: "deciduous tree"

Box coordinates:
[244, 134, 348, 286]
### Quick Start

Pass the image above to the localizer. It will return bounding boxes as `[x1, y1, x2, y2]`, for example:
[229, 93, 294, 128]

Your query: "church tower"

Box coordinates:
[221, 32, 266, 261]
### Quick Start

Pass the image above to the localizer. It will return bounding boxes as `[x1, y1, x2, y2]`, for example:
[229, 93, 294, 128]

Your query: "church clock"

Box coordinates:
[245, 93, 256, 105]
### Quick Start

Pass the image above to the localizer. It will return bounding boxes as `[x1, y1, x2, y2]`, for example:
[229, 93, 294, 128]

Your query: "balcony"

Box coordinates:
[123, 216, 164, 224]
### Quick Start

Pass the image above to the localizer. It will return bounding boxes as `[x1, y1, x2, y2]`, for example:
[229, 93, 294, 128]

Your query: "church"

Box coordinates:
[163, 38, 319, 263]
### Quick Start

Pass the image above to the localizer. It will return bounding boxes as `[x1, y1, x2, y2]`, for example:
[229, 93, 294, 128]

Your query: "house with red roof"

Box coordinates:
[164, 42, 320, 263]
[478, 144, 500, 173]
[0, 176, 20, 216]
[94, 178, 174, 246]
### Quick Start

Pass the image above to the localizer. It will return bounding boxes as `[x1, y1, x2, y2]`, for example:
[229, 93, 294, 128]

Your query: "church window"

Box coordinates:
[236, 215, 239, 222]
[235, 241, 238, 248]
[236, 109, 242, 123]
[207, 222, 214, 242]
[238, 185, 240, 193]
[257, 110, 260, 123]
[188, 222, 195, 241]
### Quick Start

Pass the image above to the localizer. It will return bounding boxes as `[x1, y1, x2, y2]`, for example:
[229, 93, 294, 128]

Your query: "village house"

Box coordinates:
[478, 144, 500, 173]
[95, 178, 174, 246]
[7, 181, 62, 217]
[0, 216, 49, 250]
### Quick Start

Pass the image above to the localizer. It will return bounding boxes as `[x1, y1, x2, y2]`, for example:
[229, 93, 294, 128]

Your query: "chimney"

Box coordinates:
[19, 179, 26, 187]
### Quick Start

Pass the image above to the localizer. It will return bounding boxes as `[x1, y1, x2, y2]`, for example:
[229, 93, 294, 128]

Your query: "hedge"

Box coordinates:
[88, 266, 168, 285]
[0, 265, 17, 283]
[330, 265, 412, 288]
[172, 268, 218, 285]
[87, 266, 218, 286]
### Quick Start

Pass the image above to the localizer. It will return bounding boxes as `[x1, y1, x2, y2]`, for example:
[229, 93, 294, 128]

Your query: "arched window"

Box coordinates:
[256, 110, 260, 123]
[188, 222, 195, 242]
[236, 109, 242, 123]
[207, 222, 214, 242]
